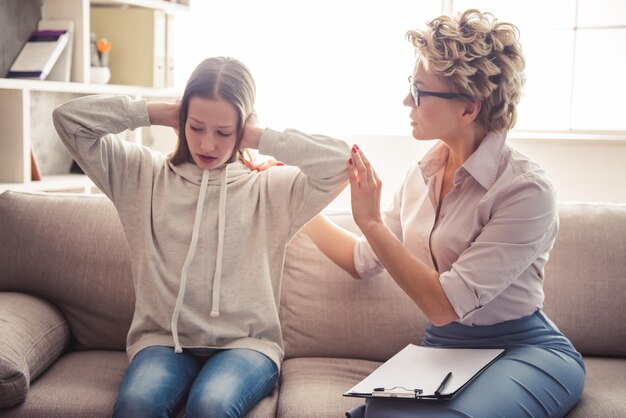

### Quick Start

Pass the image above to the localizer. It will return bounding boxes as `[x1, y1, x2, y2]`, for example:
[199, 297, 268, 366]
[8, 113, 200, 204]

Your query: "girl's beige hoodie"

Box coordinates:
[53, 94, 350, 369]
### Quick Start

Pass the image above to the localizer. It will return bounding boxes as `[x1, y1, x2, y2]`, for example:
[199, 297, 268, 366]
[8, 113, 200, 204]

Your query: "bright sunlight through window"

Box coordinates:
[173, 0, 626, 135]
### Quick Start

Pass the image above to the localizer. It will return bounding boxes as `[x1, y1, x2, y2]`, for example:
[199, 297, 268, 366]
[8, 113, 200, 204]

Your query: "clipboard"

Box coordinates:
[344, 344, 504, 400]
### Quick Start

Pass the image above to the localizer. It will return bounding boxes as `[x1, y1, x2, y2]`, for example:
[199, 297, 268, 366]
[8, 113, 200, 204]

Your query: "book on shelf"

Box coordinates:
[37, 20, 75, 82]
[7, 29, 69, 80]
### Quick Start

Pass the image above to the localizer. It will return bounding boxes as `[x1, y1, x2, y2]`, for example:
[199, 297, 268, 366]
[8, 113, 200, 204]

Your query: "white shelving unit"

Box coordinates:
[91, 0, 190, 13]
[0, 0, 188, 194]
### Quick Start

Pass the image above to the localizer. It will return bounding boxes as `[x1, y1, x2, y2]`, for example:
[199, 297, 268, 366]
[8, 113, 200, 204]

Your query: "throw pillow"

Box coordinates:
[0, 292, 70, 407]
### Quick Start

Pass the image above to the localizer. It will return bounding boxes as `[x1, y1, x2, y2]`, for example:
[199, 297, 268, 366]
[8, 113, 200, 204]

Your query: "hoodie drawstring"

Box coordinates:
[171, 167, 228, 353]
[171, 170, 210, 353]
[210, 167, 227, 318]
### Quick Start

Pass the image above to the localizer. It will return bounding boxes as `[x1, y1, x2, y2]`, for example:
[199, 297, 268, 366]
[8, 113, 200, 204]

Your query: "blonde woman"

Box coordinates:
[306, 10, 585, 417]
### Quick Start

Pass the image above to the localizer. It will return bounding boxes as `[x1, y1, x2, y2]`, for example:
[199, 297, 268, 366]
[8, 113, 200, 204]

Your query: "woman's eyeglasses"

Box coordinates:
[408, 76, 471, 107]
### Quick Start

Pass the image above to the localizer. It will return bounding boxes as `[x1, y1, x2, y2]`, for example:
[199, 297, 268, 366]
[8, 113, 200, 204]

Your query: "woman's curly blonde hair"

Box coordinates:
[407, 9, 525, 132]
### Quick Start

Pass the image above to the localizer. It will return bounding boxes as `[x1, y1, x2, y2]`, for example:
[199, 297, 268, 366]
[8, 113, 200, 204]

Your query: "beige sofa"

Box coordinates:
[0, 190, 625, 417]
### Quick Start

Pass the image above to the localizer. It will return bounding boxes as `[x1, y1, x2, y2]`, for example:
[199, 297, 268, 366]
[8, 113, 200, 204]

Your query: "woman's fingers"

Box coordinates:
[348, 145, 383, 226]
[347, 156, 358, 186]
[351, 145, 366, 186]
[352, 148, 366, 185]
[358, 148, 375, 186]
[350, 145, 377, 190]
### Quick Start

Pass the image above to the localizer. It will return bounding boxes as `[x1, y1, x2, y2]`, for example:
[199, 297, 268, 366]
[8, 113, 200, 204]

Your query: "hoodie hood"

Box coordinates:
[169, 161, 250, 353]
[168, 160, 250, 186]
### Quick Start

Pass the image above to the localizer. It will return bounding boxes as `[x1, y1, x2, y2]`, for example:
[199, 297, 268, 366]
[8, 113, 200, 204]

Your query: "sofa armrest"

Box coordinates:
[0, 292, 70, 408]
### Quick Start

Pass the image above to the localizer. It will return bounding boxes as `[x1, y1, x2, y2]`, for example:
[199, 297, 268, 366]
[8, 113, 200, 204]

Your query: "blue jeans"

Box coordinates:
[113, 346, 278, 418]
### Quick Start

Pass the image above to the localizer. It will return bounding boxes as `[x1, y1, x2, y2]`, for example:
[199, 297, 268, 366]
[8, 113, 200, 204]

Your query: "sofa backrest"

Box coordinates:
[1, 191, 625, 360]
[280, 212, 427, 362]
[280, 205, 626, 361]
[0, 191, 133, 351]
[542, 203, 626, 357]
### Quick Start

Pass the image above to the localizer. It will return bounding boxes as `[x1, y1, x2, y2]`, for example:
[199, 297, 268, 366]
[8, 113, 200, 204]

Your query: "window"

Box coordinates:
[173, 0, 625, 134]
[453, 0, 626, 132]
[572, 0, 626, 130]
[173, 0, 441, 135]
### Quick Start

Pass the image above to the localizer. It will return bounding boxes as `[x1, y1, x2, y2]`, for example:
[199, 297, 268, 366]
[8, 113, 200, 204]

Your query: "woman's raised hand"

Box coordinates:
[348, 145, 383, 229]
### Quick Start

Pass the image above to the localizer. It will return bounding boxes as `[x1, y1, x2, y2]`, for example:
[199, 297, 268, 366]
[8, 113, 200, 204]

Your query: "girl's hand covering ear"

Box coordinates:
[147, 101, 180, 134]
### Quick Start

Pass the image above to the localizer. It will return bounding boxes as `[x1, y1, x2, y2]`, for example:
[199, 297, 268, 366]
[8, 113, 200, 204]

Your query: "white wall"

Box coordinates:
[326, 133, 626, 213]
[509, 136, 626, 204]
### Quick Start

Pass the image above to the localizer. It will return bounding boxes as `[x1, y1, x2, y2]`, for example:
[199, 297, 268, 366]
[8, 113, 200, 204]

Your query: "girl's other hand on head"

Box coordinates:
[147, 101, 180, 133]
[172, 98, 181, 135]
[240, 112, 262, 150]
[246, 112, 259, 127]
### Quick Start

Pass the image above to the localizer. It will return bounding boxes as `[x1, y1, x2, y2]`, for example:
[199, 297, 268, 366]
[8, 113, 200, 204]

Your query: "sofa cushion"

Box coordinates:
[0, 351, 126, 417]
[281, 228, 427, 362]
[0, 348, 277, 418]
[278, 357, 378, 418]
[543, 203, 626, 356]
[246, 388, 279, 418]
[565, 357, 626, 418]
[0, 191, 134, 351]
[0, 293, 70, 408]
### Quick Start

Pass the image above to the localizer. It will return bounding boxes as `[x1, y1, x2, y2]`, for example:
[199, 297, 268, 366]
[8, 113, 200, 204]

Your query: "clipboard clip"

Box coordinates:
[372, 386, 423, 398]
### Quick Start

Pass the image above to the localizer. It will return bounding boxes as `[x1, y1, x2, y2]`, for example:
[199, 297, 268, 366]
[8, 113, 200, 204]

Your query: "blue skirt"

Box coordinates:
[347, 310, 585, 418]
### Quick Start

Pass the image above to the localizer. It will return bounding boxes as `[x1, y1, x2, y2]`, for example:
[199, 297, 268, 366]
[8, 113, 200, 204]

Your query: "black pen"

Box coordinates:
[434, 372, 452, 397]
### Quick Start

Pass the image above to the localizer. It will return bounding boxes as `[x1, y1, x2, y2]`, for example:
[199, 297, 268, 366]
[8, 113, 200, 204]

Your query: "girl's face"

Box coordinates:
[185, 96, 239, 170]
[403, 60, 466, 141]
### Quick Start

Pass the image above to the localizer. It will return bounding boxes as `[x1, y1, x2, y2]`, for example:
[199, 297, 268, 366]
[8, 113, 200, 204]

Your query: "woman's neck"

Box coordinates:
[441, 124, 487, 172]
